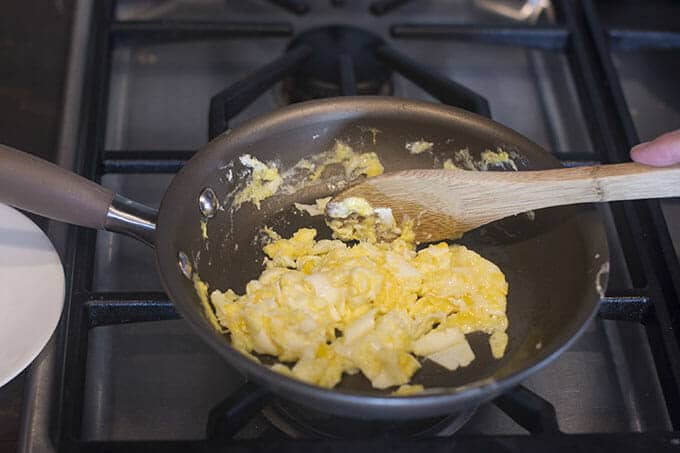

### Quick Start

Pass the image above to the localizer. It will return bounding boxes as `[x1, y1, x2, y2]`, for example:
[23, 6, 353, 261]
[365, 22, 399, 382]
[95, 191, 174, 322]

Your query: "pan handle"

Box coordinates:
[0, 144, 156, 247]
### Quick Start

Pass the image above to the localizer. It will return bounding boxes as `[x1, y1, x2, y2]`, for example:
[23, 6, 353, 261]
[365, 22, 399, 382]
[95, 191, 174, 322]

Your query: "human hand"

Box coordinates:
[630, 129, 680, 166]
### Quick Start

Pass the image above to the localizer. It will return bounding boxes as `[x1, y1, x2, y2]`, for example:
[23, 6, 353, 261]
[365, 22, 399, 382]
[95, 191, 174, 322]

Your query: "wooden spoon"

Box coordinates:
[327, 163, 680, 243]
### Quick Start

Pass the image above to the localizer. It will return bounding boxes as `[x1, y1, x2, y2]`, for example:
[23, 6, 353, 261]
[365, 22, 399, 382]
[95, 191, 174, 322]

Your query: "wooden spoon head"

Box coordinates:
[327, 168, 485, 243]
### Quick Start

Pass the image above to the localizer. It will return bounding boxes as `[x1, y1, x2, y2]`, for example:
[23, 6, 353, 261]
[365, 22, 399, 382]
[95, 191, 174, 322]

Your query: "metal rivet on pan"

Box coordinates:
[178, 251, 192, 279]
[199, 188, 218, 218]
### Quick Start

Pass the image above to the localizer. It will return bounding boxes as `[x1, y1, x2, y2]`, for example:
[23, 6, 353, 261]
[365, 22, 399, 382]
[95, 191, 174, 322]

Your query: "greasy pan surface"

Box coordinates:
[156, 97, 608, 419]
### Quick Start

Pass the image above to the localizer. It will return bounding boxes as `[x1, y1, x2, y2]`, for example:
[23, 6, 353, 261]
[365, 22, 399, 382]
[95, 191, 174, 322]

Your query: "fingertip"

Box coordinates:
[630, 144, 680, 167]
[630, 142, 654, 165]
[630, 150, 650, 165]
[630, 141, 649, 154]
[630, 129, 680, 166]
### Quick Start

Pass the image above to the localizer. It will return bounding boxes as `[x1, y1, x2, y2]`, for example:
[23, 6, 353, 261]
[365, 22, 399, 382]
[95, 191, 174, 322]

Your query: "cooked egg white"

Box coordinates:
[294, 196, 332, 217]
[405, 140, 434, 155]
[208, 225, 509, 391]
[325, 196, 401, 243]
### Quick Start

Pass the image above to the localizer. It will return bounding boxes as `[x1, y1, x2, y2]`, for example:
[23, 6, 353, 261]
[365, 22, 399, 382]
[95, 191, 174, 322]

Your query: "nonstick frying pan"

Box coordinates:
[0, 97, 608, 420]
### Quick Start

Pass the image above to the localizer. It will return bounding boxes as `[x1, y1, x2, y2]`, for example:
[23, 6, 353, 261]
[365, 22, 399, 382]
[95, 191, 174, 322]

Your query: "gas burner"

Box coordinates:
[263, 398, 477, 438]
[282, 26, 393, 103]
[209, 25, 489, 138]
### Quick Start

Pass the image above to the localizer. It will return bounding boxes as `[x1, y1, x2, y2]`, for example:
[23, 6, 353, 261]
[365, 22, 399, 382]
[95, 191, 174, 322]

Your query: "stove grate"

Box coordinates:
[47, 0, 680, 450]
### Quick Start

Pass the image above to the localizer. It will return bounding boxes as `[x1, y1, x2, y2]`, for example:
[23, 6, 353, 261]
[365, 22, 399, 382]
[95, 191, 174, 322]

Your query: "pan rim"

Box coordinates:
[156, 96, 609, 419]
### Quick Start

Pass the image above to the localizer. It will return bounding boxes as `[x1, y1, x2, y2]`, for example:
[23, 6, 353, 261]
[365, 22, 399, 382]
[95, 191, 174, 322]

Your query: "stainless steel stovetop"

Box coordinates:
[19, 0, 680, 451]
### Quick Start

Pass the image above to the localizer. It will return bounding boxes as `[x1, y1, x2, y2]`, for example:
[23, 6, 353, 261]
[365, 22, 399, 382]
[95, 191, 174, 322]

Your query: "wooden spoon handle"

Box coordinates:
[333, 162, 680, 242]
[437, 162, 680, 226]
[380, 162, 680, 213]
[500, 162, 680, 206]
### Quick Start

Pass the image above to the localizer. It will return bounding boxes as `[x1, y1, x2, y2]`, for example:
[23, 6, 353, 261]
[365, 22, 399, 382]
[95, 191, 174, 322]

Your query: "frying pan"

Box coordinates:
[0, 97, 608, 420]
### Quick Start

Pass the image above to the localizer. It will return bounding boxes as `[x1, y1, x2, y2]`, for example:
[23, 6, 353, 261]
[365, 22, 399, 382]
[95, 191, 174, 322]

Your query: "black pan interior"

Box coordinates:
[156, 97, 608, 416]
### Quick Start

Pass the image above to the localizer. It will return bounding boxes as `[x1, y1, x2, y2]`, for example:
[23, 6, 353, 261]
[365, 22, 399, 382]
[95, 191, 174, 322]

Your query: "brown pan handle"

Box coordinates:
[0, 144, 157, 247]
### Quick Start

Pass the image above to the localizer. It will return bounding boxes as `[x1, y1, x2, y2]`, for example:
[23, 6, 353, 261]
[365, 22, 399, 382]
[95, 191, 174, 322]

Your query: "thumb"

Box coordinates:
[630, 129, 680, 166]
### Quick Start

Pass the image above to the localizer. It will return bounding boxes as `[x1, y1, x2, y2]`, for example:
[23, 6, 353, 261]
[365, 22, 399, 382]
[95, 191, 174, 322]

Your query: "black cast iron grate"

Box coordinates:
[50, 0, 680, 451]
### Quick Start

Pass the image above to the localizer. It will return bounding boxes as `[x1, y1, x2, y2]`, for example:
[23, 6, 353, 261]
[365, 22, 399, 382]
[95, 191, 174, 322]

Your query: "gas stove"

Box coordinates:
[19, 0, 680, 451]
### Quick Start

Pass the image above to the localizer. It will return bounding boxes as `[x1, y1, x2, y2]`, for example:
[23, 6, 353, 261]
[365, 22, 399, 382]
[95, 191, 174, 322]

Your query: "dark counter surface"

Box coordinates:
[0, 1, 73, 451]
[0, 1, 73, 161]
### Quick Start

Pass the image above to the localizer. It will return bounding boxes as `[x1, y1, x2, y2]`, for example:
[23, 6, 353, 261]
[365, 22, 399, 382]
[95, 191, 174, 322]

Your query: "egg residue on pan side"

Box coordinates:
[229, 141, 384, 211]
[480, 149, 518, 171]
[442, 147, 519, 172]
[232, 154, 283, 210]
[405, 140, 434, 155]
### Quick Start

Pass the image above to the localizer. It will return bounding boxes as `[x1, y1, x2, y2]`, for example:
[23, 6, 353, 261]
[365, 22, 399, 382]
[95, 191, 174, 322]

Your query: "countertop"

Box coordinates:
[0, 1, 73, 451]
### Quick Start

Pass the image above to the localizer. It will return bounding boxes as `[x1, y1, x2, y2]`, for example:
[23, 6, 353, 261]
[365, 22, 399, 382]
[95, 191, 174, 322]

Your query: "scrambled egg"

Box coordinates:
[233, 155, 283, 209]
[443, 148, 518, 172]
[230, 141, 383, 210]
[209, 226, 509, 391]
[294, 197, 332, 217]
[480, 149, 518, 171]
[443, 158, 457, 170]
[200, 218, 209, 239]
[445, 148, 476, 170]
[405, 140, 434, 155]
[326, 196, 376, 218]
[393, 384, 425, 396]
[205, 141, 511, 392]
[325, 196, 401, 243]
[307, 140, 384, 181]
